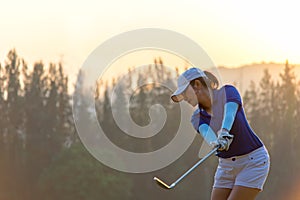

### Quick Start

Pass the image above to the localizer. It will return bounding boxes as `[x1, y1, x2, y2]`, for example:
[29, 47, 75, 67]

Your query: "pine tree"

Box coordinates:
[44, 63, 60, 152]
[4, 49, 25, 199]
[57, 63, 74, 146]
[5, 49, 23, 156]
[243, 80, 261, 132]
[295, 80, 300, 170]
[0, 61, 10, 200]
[23, 61, 48, 199]
[269, 60, 298, 197]
[44, 63, 72, 152]
[0, 63, 6, 151]
[276, 60, 297, 164]
[258, 69, 275, 148]
[72, 69, 89, 143]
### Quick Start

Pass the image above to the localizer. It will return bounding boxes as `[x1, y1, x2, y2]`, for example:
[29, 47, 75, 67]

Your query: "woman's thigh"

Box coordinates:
[227, 185, 260, 200]
[211, 188, 231, 200]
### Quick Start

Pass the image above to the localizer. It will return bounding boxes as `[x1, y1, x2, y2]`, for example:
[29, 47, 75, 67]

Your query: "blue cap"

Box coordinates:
[171, 67, 206, 102]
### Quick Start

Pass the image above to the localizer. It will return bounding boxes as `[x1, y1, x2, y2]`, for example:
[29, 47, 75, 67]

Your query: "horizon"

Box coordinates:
[1, 48, 299, 86]
[1, 48, 299, 98]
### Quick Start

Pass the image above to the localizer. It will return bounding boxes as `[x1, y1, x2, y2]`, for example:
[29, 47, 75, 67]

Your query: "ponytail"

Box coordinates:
[204, 71, 219, 89]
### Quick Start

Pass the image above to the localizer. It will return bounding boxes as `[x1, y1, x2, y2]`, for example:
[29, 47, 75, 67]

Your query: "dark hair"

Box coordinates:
[190, 71, 219, 90]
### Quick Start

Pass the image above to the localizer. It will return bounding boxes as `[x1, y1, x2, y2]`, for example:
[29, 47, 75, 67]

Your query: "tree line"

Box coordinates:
[0, 49, 299, 199]
[243, 60, 300, 200]
[0, 49, 75, 199]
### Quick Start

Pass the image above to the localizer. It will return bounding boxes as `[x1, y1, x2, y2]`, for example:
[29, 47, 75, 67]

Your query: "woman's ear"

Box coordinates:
[193, 80, 203, 90]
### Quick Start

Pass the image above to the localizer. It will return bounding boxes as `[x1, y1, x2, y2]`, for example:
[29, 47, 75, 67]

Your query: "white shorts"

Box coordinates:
[213, 146, 270, 190]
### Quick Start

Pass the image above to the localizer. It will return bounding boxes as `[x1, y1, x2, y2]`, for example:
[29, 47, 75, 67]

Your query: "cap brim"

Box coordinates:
[171, 83, 189, 103]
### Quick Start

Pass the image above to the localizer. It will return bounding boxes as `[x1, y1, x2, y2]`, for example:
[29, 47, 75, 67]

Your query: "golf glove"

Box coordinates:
[216, 129, 234, 151]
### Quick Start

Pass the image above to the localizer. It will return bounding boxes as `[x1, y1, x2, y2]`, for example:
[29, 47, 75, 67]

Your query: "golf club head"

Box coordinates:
[153, 177, 173, 189]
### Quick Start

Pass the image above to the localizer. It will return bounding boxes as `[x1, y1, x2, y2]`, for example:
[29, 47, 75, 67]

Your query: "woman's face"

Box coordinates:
[182, 85, 198, 107]
[182, 80, 211, 108]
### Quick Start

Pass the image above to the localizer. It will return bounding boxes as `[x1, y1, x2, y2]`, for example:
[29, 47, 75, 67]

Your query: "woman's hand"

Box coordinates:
[216, 129, 234, 151]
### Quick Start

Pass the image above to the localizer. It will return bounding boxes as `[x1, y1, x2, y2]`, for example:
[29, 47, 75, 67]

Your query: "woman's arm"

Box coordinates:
[197, 102, 239, 150]
[216, 102, 239, 151]
[198, 124, 217, 145]
[221, 102, 239, 131]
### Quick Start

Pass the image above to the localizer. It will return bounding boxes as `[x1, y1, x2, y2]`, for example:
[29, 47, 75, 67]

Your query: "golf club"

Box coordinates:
[153, 146, 219, 189]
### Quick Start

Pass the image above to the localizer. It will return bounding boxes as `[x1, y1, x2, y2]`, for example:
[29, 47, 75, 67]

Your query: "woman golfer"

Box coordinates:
[171, 67, 270, 200]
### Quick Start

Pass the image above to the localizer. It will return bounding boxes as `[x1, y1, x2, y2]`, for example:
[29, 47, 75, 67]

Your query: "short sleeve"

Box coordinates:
[224, 85, 242, 105]
[191, 108, 210, 132]
[191, 109, 201, 132]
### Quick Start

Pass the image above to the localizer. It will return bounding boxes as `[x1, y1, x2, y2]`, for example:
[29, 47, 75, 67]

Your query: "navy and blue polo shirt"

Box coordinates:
[191, 85, 263, 158]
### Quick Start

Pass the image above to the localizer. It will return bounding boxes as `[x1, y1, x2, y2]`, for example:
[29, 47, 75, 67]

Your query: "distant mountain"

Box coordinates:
[212, 62, 300, 95]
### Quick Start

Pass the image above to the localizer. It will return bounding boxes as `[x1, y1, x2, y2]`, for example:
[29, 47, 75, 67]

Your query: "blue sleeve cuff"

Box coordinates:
[222, 102, 239, 131]
[198, 124, 217, 144]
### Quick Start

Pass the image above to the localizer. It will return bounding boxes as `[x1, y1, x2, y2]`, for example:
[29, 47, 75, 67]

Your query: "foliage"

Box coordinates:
[37, 142, 132, 200]
[243, 61, 300, 200]
[0, 49, 300, 200]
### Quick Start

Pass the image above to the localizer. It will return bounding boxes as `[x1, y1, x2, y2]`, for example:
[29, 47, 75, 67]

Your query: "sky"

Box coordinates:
[1, 0, 300, 81]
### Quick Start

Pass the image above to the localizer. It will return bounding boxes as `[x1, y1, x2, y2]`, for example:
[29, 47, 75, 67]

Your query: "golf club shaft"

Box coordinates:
[171, 146, 218, 187]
